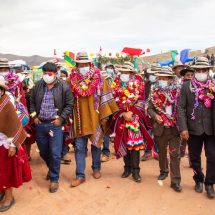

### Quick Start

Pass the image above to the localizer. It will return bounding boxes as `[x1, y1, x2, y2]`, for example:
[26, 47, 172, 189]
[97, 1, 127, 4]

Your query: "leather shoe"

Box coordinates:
[171, 183, 182, 192]
[121, 170, 131, 178]
[49, 182, 59, 193]
[158, 172, 168, 180]
[71, 178, 86, 187]
[93, 171, 101, 179]
[132, 172, 141, 183]
[205, 185, 215, 199]
[0, 197, 15, 212]
[195, 182, 203, 193]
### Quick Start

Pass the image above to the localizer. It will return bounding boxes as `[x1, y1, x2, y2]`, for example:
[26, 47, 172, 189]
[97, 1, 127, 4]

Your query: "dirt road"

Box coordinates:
[4, 145, 215, 215]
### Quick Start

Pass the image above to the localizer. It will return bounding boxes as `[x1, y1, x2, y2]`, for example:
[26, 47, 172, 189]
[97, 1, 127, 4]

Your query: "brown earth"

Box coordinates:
[3, 144, 215, 215]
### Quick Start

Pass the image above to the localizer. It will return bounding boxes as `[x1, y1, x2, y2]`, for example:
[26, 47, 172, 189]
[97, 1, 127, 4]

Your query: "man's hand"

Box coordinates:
[34, 117, 41, 125]
[52, 118, 62, 126]
[155, 114, 163, 124]
[180, 130, 189, 140]
[122, 111, 134, 122]
[8, 147, 16, 157]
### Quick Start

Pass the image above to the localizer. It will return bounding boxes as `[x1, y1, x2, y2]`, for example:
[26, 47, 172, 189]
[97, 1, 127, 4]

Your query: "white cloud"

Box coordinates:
[0, 0, 214, 56]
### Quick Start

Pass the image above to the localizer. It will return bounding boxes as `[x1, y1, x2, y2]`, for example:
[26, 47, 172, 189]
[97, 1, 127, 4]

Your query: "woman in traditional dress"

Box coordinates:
[0, 76, 31, 212]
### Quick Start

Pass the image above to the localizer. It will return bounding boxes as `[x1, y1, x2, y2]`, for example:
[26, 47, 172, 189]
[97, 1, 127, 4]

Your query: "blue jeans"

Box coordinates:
[75, 136, 101, 179]
[35, 122, 63, 182]
[102, 135, 110, 156]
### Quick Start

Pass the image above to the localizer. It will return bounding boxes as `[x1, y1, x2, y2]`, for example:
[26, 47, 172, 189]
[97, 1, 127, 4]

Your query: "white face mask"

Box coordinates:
[79, 67, 90, 75]
[158, 80, 168, 88]
[149, 75, 157, 83]
[106, 68, 114, 75]
[61, 77, 67, 81]
[195, 73, 208, 82]
[43, 74, 56, 84]
[120, 74, 130, 82]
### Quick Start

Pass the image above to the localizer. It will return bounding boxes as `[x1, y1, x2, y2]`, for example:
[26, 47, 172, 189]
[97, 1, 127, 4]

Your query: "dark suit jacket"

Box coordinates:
[147, 100, 179, 137]
[177, 80, 214, 136]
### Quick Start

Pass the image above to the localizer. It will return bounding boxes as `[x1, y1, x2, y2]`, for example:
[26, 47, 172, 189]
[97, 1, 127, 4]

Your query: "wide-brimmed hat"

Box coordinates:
[105, 62, 115, 69]
[147, 63, 162, 74]
[74, 52, 92, 64]
[0, 76, 8, 90]
[180, 66, 195, 76]
[172, 61, 185, 70]
[155, 66, 175, 77]
[191, 57, 213, 69]
[0, 58, 10, 68]
[118, 61, 137, 73]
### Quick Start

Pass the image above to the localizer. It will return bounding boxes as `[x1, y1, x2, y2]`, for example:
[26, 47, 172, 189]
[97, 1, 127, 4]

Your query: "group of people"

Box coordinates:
[0, 52, 215, 212]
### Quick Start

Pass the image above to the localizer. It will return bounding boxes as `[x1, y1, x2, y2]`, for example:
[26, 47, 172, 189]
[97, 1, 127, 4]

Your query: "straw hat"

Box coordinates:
[118, 61, 137, 73]
[172, 61, 185, 70]
[74, 52, 92, 64]
[155, 66, 175, 77]
[147, 63, 162, 74]
[0, 58, 10, 68]
[0, 76, 8, 90]
[191, 57, 213, 69]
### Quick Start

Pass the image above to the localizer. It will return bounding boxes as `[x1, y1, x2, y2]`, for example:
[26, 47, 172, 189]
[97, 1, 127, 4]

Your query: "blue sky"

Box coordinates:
[0, 0, 214, 57]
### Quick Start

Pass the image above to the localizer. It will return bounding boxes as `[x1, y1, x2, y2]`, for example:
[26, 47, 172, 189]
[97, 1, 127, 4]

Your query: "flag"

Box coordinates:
[171, 50, 178, 62]
[64, 51, 75, 68]
[180, 49, 194, 64]
[122, 47, 143, 56]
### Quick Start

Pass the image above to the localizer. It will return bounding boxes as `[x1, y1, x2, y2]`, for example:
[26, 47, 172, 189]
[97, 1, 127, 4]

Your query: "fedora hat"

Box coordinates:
[74, 52, 92, 64]
[147, 63, 162, 74]
[0, 58, 10, 69]
[191, 57, 213, 69]
[118, 61, 137, 73]
[172, 61, 185, 70]
[180, 66, 195, 76]
[155, 66, 175, 77]
[0, 76, 8, 90]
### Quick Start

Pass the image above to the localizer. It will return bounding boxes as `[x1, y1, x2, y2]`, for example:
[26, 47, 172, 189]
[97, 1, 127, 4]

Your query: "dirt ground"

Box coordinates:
[4, 144, 215, 215]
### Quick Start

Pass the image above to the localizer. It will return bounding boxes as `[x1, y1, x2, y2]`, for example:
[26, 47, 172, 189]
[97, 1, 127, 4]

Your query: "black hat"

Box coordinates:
[180, 66, 195, 76]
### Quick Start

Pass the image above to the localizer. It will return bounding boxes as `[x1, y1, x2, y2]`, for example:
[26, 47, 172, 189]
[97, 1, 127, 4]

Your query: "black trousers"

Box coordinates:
[123, 150, 140, 173]
[188, 133, 215, 185]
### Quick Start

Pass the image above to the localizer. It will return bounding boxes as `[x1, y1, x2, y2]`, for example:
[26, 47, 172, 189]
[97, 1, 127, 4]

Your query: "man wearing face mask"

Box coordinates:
[68, 52, 118, 187]
[172, 61, 185, 85]
[100, 62, 116, 162]
[141, 63, 161, 161]
[148, 66, 182, 192]
[111, 62, 154, 182]
[178, 57, 215, 198]
[178, 66, 195, 163]
[30, 62, 73, 193]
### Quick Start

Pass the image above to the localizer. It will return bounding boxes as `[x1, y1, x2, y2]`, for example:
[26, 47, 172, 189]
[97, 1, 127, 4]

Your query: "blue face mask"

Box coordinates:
[79, 67, 90, 75]
[158, 80, 168, 88]
[149, 75, 156, 83]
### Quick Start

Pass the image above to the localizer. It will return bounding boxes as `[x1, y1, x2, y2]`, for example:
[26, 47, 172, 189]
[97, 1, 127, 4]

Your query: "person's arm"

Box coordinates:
[178, 84, 189, 140]
[177, 84, 188, 132]
[147, 99, 157, 120]
[60, 84, 74, 122]
[29, 85, 37, 118]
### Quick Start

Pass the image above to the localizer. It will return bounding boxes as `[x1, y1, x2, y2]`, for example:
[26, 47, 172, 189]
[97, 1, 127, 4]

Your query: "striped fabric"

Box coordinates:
[100, 91, 115, 107]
